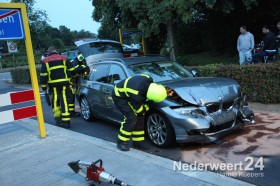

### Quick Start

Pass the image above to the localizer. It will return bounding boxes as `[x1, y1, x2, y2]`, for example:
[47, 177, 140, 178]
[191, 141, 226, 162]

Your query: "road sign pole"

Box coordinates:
[0, 3, 46, 138]
[21, 4, 46, 138]
[142, 36, 147, 55]
[119, 29, 123, 45]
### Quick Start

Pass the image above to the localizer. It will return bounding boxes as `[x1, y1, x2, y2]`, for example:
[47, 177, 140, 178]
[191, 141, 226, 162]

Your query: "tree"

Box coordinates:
[179, 0, 280, 54]
[52, 38, 64, 49]
[91, 0, 169, 55]
[10, 0, 48, 50]
[91, 0, 121, 40]
[59, 26, 73, 46]
[116, 0, 261, 59]
[116, 0, 183, 60]
[76, 29, 96, 39]
[91, 0, 265, 58]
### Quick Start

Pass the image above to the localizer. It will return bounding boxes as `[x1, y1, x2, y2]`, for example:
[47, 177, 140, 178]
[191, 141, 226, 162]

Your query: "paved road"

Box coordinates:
[1, 72, 279, 186]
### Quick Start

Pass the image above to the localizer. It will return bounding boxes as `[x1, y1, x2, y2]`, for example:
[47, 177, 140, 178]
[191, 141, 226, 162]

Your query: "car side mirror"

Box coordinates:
[191, 69, 199, 77]
[113, 80, 121, 84]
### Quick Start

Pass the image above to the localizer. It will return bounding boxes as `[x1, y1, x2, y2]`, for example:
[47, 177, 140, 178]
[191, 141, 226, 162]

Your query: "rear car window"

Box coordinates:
[78, 42, 124, 58]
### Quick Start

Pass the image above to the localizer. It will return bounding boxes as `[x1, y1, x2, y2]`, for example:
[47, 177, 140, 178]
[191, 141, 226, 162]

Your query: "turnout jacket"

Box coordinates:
[40, 53, 83, 90]
[69, 54, 88, 81]
[113, 75, 153, 115]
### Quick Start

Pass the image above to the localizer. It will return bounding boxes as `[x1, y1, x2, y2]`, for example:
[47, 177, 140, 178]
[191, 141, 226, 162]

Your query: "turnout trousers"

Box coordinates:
[68, 77, 80, 113]
[113, 95, 145, 142]
[49, 85, 71, 125]
[68, 84, 75, 113]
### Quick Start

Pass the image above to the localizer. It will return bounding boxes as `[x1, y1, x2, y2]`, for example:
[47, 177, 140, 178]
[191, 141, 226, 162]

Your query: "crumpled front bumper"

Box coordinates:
[160, 102, 253, 143]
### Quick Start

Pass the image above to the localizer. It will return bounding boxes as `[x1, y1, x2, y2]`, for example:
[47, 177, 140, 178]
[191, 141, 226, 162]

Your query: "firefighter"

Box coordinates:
[112, 75, 168, 151]
[68, 53, 88, 117]
[40, 47, 86, 128]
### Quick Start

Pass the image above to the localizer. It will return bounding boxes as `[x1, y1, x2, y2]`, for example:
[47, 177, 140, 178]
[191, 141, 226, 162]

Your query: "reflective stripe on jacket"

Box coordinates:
[113, 75, 153, 115]
[40, 53, 77, 89]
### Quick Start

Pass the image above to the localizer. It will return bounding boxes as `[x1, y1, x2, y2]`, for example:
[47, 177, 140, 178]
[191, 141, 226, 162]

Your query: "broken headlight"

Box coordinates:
[173, 107, 205, 117]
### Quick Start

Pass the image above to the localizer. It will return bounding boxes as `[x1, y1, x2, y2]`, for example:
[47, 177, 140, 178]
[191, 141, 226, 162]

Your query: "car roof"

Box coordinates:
[92, 55, 170, 66]
[74, 38, 122, 47]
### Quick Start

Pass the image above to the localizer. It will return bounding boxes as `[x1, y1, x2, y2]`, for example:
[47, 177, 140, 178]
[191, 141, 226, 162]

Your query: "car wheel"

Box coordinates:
[146, 112, 175, 147]
[80, 97, 94, 121]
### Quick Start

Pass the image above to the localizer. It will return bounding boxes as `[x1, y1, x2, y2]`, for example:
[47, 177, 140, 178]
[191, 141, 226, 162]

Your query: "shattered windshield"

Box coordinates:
[128, 61, 193, 82]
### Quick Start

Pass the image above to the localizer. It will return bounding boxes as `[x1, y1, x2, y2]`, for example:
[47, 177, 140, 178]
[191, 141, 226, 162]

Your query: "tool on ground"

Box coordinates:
[68, 159, 130, 186]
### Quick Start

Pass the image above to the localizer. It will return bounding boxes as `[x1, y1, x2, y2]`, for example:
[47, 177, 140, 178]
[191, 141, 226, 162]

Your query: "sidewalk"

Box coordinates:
[0, 119, 253, 186]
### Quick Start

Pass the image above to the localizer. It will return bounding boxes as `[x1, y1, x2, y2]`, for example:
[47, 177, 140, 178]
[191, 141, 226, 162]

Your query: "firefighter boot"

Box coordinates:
[133, 141, 150, 150]
[62, 122, 70, 129]
[55, 117, 62, 127]
[117, 140, 130, 151]
[70, 111, 80, 117]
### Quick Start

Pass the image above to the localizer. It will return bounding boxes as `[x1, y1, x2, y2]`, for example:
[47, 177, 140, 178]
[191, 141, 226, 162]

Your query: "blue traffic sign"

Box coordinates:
[0, 9, 25, 40]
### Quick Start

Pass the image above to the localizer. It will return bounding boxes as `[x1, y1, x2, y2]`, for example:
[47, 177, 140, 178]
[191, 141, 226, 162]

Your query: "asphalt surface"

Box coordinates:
[1, 72, 279, 186]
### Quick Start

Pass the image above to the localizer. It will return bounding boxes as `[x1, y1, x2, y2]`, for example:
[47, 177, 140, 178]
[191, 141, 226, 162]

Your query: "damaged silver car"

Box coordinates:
[77, 56, 254, 147]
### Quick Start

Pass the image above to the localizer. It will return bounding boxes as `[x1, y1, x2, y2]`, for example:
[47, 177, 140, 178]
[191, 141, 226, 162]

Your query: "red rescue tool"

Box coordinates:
[68, 159, 130, 186]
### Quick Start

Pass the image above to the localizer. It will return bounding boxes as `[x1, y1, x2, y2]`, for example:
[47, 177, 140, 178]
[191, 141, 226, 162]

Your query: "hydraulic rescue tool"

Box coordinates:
[68, 159, 130, 186]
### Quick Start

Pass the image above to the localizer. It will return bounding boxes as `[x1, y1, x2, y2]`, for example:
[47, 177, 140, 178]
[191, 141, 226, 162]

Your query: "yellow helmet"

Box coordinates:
[147, 83, 167, 103]
[78, 54, 84, 61]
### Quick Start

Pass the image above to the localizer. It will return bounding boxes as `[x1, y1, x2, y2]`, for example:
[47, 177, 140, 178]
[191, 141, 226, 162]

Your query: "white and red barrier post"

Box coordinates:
[0, 90, 42, 133]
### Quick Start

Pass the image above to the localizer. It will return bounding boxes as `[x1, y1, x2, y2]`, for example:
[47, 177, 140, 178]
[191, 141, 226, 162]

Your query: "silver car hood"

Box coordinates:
[163, 77, 240, 105]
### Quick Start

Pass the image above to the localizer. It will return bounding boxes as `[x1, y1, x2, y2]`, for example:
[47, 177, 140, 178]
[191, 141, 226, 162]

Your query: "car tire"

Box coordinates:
[146, 112, 175, 148]
[80, 97, 94, 122]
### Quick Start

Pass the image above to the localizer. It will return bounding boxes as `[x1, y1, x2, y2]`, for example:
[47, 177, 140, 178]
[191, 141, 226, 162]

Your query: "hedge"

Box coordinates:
[10, 68, 40, 84]
[186, 62, 280, 103]
[10, 63, 280, 103]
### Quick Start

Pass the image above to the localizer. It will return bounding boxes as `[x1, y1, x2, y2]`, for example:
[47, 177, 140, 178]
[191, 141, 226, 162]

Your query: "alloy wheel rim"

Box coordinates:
[147, 114, 167, 145]
[81, 98, 90, 120]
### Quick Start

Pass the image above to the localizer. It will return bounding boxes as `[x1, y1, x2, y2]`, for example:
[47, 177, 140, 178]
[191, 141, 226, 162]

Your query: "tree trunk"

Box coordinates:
[167, 22, 176, 61]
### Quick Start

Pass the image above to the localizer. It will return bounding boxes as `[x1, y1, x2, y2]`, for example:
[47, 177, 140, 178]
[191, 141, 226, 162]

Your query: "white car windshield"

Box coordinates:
[128, 61, 193, 82]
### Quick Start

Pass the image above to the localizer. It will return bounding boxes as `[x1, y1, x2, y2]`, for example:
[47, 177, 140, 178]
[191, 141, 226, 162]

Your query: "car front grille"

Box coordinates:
[223, 100, 234, 110]
[206, 100, 234, 114]
[206, 120, 234, 133]
[206, 103, 220, 113]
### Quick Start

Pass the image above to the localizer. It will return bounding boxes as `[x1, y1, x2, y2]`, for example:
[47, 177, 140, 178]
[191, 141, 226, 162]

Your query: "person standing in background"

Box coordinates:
[252, 25, 277, 63]
[237, 25, 255, 65]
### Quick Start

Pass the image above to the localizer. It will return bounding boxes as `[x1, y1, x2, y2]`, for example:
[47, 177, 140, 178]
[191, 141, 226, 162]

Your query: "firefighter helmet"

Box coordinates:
[147, 83, 167, 103]
[78, 54, 84, 61]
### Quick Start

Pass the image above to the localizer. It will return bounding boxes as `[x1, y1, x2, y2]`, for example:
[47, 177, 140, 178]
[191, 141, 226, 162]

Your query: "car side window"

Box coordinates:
[108, 64, 127, 84]
[90, 64, 110, 83]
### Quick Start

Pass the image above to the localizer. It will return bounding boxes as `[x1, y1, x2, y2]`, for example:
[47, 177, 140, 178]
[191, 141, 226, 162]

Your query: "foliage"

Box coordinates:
[92, 0, 121, 40]
[8, 0, 96, 53]
[186, 63, 280, 103]
[11, 68, 31, 84]
[10, 67, 41, 84]
[177, 52, 239, 66]
[91, 0, 280, 56]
